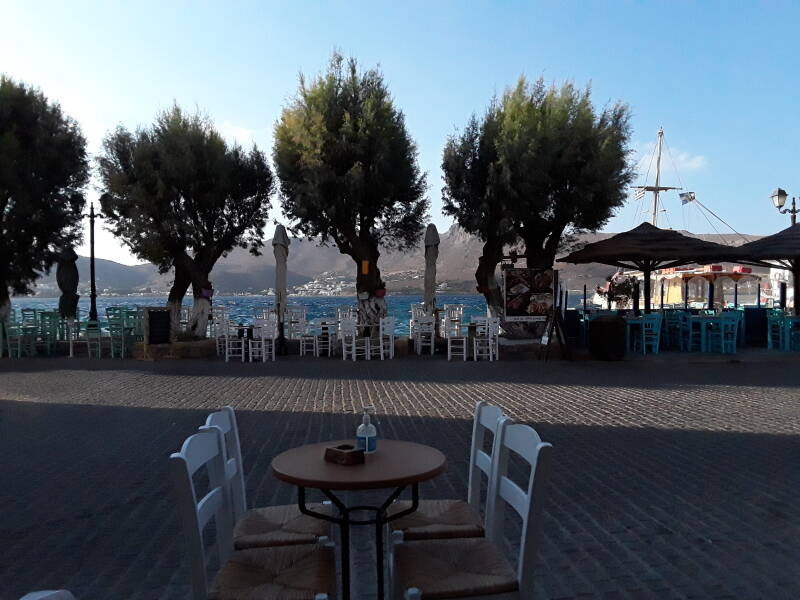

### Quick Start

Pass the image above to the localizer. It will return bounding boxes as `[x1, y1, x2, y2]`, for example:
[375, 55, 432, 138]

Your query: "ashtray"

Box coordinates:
[324, 443, 365, 465]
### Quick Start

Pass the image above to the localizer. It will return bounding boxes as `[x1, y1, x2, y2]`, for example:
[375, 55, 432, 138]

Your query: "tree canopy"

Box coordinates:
[98, 105, 273, 334]
[273, 53, 428, 321]
[442, 76, 633, 312]
[0, 75, 89, 310]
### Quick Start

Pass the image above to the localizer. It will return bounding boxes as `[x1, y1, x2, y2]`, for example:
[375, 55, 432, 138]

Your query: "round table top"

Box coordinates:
[271, 439, 447, 491]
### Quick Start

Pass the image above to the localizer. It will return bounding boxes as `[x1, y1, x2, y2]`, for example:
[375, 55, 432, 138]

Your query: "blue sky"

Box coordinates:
[2, 0, 799, 264]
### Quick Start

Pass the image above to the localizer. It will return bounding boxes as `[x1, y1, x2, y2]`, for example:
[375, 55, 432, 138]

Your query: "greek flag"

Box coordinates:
[680, 192, 696, 205]
[634, 188, 646, 201]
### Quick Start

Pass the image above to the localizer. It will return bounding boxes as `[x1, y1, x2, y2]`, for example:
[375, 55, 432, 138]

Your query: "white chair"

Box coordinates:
[388, 402, 506, 546]
[392, 419, 553, 600]
[213, 315, 229, 356]
[414, 316, 435, 356]
[224, 323, 246, 362]
[20, 592, 76, 600]
[473, 317, 499, 361]
[170, 430, 336, 600]
[286, 305, 308, 339]
[299, 333, 317, 356]
[199, 407, 332, 550]
[445, 319, 467, 361]
[315, 320, 337, 357]
[379, 316, 396, 360]
[341, 318, 369, 361]
[249, 319, 277, 362]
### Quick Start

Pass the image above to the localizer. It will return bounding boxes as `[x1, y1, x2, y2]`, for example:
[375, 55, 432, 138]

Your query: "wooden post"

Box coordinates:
[734, 282, 739, 307]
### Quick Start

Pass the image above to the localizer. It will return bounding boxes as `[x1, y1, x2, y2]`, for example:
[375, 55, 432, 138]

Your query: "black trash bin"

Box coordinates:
[588, 315, 627, 360]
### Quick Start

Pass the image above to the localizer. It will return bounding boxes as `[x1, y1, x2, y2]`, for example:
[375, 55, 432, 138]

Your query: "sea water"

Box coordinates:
[8, 294, 487, 336]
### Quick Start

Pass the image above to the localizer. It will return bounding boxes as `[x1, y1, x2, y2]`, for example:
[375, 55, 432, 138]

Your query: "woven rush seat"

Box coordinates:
[234, 503, 333, 549]
[388, 499, 484, 540]
[393, 537, 518, 599]
[209, 544, 336, 600]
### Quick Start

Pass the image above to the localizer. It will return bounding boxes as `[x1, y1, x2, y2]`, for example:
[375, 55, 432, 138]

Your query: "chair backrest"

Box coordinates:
[444, 319, 462, 338]
[254, 318, 277, 339]
[466, 402, 506, 511]
[642, 313, 662, 332]
[169, 429, 233, 600]
[337, 306, 358, 321]
[200, 407, 247, 522]
[416, 316, 435, 333]
[485, 420, 553, 596]
[379, 316, 395, 337]
[340, 318, 357, 337]
[410, 303, 426, 320]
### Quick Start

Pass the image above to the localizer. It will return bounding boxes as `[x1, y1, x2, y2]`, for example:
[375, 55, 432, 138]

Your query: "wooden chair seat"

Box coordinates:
[234, 503, 333, 549]
[393, 538, 518, 599]
[388, 499, 484, 540]
[209, 544, 336, 600]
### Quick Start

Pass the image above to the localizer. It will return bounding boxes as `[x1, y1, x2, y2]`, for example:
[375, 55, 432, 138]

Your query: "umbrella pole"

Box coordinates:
[644, 268, 652, 314]
[684, 278, 689, 309]
[734, 282, 738, 308]
[793, 260, 800, 316]
[583, 284, 587, 312]
[660, 278, 664, 311]
[708, 279, 715, 309]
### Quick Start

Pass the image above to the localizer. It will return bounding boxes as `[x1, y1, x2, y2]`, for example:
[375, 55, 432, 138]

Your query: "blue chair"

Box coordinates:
[707, 312, 739, 354]
[767, 311, 786, 350]
[633, 313, 662, 355]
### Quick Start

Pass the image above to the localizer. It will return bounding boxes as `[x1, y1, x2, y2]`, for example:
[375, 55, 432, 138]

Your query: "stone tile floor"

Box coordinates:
[0, 354, 799, 599]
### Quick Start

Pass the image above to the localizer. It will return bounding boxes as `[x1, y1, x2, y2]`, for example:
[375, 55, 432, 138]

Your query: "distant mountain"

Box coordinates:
[27, 225, 763, 296]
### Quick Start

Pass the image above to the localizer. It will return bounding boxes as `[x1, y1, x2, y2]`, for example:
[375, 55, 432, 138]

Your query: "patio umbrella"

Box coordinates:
[424, 224, 440, 315]
[735, 223, 800, 315]
[558, 222, 735, 312]
[272, 224, 290, 342]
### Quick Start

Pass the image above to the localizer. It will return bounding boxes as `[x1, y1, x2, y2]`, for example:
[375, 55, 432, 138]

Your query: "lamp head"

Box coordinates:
[771, 188, 788, 209]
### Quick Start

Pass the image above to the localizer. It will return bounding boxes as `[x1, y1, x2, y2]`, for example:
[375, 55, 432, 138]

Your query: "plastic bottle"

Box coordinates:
[356, 408, 377, 454]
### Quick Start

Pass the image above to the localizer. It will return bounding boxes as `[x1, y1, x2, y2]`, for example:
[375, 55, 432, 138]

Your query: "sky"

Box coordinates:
[2, 0, 799, 265]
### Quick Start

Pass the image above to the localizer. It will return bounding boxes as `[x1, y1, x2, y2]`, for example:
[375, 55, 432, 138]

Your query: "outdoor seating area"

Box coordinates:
[161, 401, 552, 600]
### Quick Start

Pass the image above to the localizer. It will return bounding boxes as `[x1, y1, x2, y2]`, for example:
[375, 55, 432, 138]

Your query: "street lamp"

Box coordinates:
[771, 188, 798, 225]
[87, 199, 99, 322]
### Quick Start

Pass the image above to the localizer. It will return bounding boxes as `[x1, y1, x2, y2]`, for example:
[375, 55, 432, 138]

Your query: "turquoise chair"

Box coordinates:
[707, 312, 739, 354]
[767, 311, 786, 350]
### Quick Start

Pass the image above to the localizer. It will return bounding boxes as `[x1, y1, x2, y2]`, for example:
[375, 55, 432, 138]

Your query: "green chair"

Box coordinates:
[39, 311, 60, 355]
[108, 317, 130, 358]
[6, 323, 37, 357]
[708, 312, 739, 354]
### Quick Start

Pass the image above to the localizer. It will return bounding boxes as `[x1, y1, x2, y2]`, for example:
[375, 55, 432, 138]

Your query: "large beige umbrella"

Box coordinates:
[272, 224, 290, 341]
[558, 222, 735, 312]
[424, 224, 440, 314]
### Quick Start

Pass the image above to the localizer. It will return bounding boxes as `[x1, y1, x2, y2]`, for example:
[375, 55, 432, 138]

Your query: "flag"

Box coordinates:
[680, 192, 696, 205]
[634, 188, 646, 201]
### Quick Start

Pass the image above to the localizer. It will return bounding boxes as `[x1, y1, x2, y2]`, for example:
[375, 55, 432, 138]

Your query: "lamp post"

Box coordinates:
[771, 188, 799, 225]
[88, 201, 98, 322]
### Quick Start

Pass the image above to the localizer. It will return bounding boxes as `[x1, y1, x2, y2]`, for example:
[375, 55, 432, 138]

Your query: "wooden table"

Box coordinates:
[272, 439, 447, 600]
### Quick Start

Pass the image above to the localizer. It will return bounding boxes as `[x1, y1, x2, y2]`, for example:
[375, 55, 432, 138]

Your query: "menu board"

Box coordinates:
[145, 308, 172, 345]
[502, 268, 555, 322]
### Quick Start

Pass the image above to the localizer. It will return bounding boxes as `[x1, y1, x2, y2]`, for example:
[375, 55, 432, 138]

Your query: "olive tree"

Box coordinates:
[0, 75, 88, 322]
[274, 53, 428, 323]
[98, 106, 273, 336]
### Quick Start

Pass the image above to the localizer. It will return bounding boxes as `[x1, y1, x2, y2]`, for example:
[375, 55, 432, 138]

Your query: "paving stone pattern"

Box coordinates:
[1, 355, 799, 599]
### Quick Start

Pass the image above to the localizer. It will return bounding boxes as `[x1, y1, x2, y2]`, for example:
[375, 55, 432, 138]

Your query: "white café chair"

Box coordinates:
[392, 419, 553, 600]
[341, 318, 369, 361]
[20, 592, 76, 600]
[170, 429, 336, 600]
[409, 303, 426, 340]
[378, 316, 396, 360]
[473, 317, 500, 361]
[445, 318, 468, 361]
[315, 320, 337, 357]
[199, 407, 332, 550]
[249, 318, 277, 362]
[224, 322, 246, 362]
[388, 402, 506, 548]
[414, 316, 435, 356]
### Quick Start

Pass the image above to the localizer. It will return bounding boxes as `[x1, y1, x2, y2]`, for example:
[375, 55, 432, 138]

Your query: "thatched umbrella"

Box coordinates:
[423, 224, 440, 315]
[558, 222, 735, 312]
[735, 224, 800, 315]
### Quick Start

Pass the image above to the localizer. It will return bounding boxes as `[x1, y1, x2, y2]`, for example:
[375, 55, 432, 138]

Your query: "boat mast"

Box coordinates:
[653, 128, 663, 226]
[634, 128, 680, 228]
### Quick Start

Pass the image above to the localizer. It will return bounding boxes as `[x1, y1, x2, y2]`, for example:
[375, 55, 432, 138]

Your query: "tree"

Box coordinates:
[273, 53, 428, 323]
[498, 77, 634, 268]
[98, 106, 273, 336]
[442, 102, 516, 313]
[0, 75, 88, 321]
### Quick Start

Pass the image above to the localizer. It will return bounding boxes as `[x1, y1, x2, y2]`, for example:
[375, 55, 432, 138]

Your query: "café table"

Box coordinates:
[623, 315, 644, 353]
[272, 439, 447, 600]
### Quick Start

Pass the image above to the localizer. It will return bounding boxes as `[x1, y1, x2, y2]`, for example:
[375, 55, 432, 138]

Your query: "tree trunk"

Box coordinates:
[475, 241, 503, 317]
[354, 245, 387, 326]
[188, 269, 213, 338]
[166, 266, 191, 340]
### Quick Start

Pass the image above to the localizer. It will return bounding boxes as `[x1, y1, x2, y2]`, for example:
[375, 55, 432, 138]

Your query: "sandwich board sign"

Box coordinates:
[502, 267, 556, 322]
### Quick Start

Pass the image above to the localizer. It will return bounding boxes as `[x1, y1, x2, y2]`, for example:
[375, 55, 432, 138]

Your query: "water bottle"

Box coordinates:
[356, 408, 377, 453]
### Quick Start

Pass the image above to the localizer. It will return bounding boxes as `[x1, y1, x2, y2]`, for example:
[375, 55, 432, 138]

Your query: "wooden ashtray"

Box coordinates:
[324, 443, 365, 465]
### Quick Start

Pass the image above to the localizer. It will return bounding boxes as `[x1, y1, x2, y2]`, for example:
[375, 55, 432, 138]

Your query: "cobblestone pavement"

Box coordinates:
[1, 354, 799, 600]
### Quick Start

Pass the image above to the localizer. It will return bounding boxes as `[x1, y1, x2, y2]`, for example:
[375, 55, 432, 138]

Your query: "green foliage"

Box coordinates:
[498, 77, 634, 266]
[273, 53, 428, 293]
[443, 76, 634, 281]
[0, 75, 88, 300]
[597, 271, 638, 306]
[97, 105, 273, 286]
